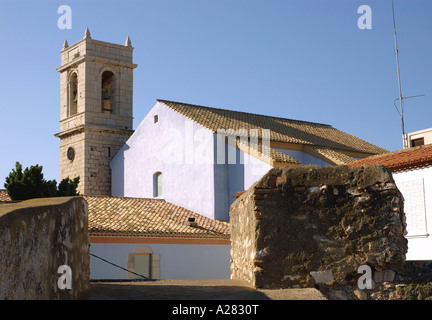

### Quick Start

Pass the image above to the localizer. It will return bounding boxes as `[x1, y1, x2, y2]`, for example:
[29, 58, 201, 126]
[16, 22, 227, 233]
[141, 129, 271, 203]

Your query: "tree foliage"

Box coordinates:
[57, 176, 80, 197]
[4, 161, 80, 201]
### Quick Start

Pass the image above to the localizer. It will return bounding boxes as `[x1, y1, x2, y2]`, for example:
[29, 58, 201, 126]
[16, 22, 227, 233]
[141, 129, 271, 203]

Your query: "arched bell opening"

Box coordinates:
[101, 71, 115, 114]
[68, 72, 78, 116]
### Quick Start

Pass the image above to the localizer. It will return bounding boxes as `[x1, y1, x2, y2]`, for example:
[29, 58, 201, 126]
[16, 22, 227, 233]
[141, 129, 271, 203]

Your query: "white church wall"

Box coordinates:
[111, 102, 217, 219]
[392, 166, 432, 260]
[90, 242, 231, 280]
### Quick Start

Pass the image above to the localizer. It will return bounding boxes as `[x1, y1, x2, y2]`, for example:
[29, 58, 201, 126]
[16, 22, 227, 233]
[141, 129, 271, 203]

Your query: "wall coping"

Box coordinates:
[0, 196, 80, 218]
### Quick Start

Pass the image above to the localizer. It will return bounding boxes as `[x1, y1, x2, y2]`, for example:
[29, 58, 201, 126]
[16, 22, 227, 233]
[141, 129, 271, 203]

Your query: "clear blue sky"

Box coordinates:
[0, 0, 431, 183]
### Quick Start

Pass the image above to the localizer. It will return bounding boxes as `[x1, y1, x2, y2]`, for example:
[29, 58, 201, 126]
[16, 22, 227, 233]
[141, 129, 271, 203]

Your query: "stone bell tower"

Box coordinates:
[55, 28, 137, 195]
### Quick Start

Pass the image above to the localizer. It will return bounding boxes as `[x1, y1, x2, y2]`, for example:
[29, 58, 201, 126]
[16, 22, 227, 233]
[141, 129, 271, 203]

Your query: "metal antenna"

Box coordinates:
[392, 0, 424, 146]
[392, 0, 404, 134]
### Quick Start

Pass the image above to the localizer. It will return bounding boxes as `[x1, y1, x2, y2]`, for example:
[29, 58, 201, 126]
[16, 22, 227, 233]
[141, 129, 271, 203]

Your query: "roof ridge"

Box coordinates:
[157, 99, 334, 128]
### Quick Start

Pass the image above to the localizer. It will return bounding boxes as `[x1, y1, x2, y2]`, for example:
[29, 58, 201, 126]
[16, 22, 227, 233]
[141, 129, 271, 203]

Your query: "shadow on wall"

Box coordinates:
[111, 144, 130, 196]
[214, 140, 245, 222]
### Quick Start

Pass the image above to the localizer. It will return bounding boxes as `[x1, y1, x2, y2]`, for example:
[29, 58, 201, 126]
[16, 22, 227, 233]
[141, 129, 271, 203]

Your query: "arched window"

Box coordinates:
[68, 72, 78, 116]
[153, 172, 162, 197]
[101, 71, 115, 114]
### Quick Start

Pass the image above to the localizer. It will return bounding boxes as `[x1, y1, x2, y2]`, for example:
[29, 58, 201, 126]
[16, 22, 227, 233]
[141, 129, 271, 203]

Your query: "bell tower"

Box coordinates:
[55, 28, 137, 195]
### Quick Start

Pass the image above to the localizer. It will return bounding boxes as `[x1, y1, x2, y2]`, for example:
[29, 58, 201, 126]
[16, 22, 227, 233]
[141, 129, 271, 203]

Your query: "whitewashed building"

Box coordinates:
[403, 127, 432, 149]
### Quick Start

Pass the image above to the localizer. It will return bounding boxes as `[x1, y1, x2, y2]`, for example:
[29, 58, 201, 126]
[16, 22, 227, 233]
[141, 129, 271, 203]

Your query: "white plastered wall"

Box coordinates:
[393, 166, 432, 260]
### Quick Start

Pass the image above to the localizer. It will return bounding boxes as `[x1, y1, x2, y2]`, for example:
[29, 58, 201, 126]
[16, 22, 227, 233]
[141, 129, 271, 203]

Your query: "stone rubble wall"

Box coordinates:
[230, 165, 408, 296]
[0, 197, 90, 299]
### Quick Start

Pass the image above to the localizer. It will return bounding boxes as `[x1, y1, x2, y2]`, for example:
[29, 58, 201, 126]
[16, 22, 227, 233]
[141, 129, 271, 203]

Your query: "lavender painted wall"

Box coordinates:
[111, 102, 216, 219]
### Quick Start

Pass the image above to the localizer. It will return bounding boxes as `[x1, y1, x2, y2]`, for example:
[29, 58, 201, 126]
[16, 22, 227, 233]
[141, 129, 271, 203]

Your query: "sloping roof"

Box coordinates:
[0, 190, 11, 202]
[347, 144, 432, 172]
[158, 99, 387, 163]
[85, 196, 230, 239]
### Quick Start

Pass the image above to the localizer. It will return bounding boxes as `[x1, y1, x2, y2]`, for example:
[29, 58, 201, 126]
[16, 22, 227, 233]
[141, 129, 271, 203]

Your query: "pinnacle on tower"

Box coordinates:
[62, 39, 69, 49]
[84, 27, 91, 39]
[125, 36, 132, 47]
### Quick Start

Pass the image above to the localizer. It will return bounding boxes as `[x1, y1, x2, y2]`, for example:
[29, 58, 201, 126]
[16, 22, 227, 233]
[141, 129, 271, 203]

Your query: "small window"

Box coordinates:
[153, 172, 162, 197]
[411, 138, 424, 147]
[154, 115, 158, 123]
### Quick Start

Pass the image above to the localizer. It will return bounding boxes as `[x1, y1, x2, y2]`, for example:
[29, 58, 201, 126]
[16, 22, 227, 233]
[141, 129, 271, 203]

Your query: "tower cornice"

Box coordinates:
[56, 54, 138, 73]
[54, 124, 134, 139]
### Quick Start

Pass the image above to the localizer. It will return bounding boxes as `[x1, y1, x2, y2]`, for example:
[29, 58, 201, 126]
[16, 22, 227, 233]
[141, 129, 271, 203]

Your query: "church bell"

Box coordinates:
[103, 89, 110, 100]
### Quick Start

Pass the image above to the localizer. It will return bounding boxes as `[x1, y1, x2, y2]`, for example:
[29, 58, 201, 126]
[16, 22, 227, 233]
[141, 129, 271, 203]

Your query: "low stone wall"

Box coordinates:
[230, 165, 408, 296]
[0, 197, 90, 299]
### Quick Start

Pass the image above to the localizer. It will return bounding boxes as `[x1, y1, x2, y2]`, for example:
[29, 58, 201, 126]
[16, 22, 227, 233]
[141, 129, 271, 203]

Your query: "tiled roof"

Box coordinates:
[158, 99, 387, 162]
[0, 190, 11, 202]
[85, 196, 230, 239]
[347, 144, 432, 172]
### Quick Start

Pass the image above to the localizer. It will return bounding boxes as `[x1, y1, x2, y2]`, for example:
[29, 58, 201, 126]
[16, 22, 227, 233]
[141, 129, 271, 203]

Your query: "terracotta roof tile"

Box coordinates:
[347, 144, 432, 172]
[85, 196, 230, 239]
[158, 99, 387, 159]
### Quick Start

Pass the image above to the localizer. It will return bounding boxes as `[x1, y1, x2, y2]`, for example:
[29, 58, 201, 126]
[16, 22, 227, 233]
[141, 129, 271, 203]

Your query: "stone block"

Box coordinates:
[230, 165, 408, 289]
[310, 270, 334, 285]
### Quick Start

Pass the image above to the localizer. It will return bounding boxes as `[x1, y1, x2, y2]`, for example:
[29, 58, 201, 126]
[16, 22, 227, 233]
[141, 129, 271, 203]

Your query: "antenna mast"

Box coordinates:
[391, 0, 424, 148]
[392, 0, 404, 135]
